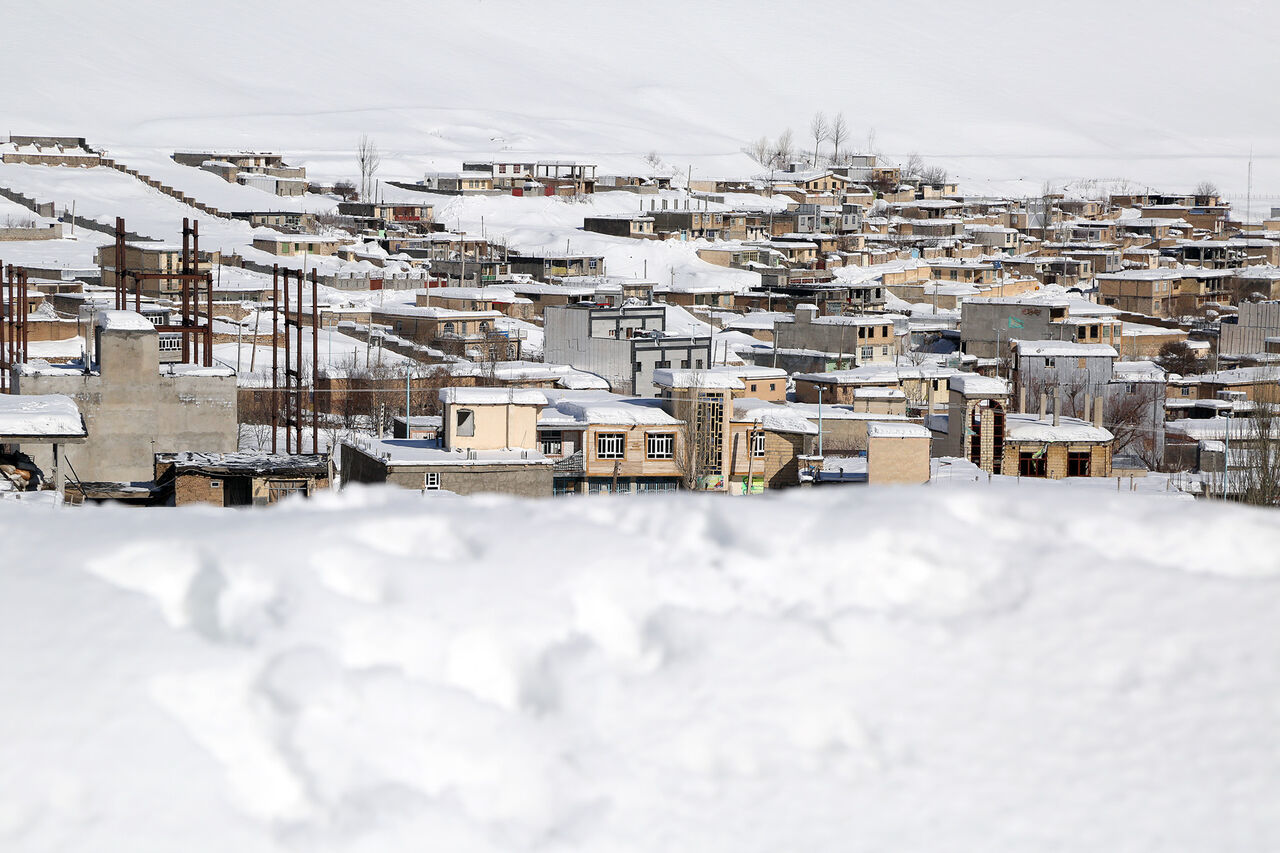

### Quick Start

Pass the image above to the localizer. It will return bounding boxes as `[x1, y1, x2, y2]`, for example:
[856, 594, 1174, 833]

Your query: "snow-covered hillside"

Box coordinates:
[2, 483, 1279, 851]
[6, 0, 1278, 195]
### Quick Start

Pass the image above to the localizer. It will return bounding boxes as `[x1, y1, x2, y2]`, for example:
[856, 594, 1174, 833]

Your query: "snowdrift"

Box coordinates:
[2, 483, 1279, 851]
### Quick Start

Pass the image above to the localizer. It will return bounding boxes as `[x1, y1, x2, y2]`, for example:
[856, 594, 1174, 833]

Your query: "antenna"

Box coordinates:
[1246, 146, 1253, 230]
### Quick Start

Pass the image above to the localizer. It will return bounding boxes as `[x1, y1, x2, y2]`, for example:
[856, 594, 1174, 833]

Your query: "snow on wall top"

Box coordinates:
[949, 373, 1010, 396]
[1014, 341, 1118, 358]
[95, 310, 156, 333]
[867, 421, 932, 439]
[439, 388, 548, 406]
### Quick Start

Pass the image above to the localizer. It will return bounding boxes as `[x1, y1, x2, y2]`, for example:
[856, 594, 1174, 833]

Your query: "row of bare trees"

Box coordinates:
[744, 112, 855, 170]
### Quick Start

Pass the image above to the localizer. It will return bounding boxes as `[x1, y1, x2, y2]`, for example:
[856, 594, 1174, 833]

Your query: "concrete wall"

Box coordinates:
[14, 325, 237, 483]
[868, 435, 931, 485]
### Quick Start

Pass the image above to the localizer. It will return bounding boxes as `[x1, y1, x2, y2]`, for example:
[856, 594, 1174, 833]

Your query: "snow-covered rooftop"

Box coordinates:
[949, 373, 1010, 396]
[1003, 413, 1113, 443]
[0, 394, 86, 439]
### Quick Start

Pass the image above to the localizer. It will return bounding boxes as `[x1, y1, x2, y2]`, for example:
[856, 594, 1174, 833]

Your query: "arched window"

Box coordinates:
[442, 321, 455, 334]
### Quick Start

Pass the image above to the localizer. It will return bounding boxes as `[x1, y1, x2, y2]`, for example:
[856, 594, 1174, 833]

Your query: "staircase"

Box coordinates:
[96, 155, 233, 219]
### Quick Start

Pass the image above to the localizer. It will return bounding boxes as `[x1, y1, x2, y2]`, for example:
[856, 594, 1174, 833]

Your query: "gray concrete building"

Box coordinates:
[10, 310, 238, 484]
[960, 297, 1070, 358]
[543, 304, 712, 396]
[1220, 301, 1280, 356]
[1011, 340, 1117, 405]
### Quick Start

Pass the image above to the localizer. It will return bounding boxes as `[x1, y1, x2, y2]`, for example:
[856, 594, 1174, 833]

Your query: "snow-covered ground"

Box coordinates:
[2, 483, 1279, 851]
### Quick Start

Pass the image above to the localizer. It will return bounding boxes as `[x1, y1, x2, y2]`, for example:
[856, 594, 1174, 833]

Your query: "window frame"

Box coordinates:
[646, 432, 675, 460]
[596, 432, 626, 460]
[456, 408, 475, 437]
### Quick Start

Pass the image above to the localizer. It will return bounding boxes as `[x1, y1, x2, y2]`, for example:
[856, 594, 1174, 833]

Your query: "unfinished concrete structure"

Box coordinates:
[10, 311, 237, 485]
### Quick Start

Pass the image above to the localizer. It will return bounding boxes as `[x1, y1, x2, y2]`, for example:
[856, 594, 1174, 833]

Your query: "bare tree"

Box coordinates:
[1194, 179, 1220, 198]
[772, 128, 795, 167]
[863, 125, 878, 157]
[904, 152, 925, 180]
[1238, 382, 1280, 505]
[1156, 340, 1203, 377]
[809, 112, 829, 166]
[920, 165, 949, 186]
[1105, 385, 1164, 471]
[670, 382, 724, 491]
[828, 113, 849, 165]
[357, 135, 381, 201]
[743, 136, 773, 167]
[332, 180, 358, 201]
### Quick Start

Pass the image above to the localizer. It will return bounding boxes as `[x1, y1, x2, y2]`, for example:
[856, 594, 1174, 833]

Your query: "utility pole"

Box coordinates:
[817, 386, 825, 459]
[1223, 410, 1232, 500]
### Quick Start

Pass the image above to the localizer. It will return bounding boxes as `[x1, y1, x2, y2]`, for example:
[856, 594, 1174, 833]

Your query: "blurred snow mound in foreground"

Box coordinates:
[2, 483, 1279, 851]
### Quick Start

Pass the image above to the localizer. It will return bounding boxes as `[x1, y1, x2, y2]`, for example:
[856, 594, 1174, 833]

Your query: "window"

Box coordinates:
[655, 360, 671, 369]
[1018, 451, 1046, 478]
[750, 383, 757, 392]
[861, 346, 873, 360]
[881, 346, 890, 355]
[423, 472, 441, 490]
[694, 358, 703, 368]
[1077, 358, 1087, 369]
[1067, 452, 1091, 477]
[478, 321, 490, 332]
[267, 480, 308, 502]
[540, 430, 563, 456]
[158, 335, 182, 352]
[1181, 386, 1191, 397]
[456, 408, 475, 437]
[646, 432, 674, 459]
[680, 359, 690, 369]
[751, 431, 766, 457]
[597, 432, 625, 459]
[636, 479, 678, 493]
[209, 480, 222, 489]
[769, 383, 776, 391]
[442, 321, 455, 334]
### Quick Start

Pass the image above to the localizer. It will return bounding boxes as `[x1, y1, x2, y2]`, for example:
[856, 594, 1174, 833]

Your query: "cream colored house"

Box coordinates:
[439, 387, 545, 450]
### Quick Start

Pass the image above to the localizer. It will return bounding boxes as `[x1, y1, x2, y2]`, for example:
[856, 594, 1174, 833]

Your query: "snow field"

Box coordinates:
[2, 483, 1279, 851]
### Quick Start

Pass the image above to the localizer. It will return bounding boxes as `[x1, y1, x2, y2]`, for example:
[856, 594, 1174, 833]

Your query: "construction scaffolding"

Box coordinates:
[112, 216, 213, 366]
[271, 264, 318, 454]
[0, 263, 30, 393]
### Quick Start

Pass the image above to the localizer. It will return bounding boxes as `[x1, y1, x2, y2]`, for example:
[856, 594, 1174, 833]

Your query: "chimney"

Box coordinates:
[1018, 385, 1026, 413]
[1053, 388, 1062, 427]
[1039, 392, 1047, 420]
[1093, 398, 1104, 429]
[1083, 394, 1092, 423]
